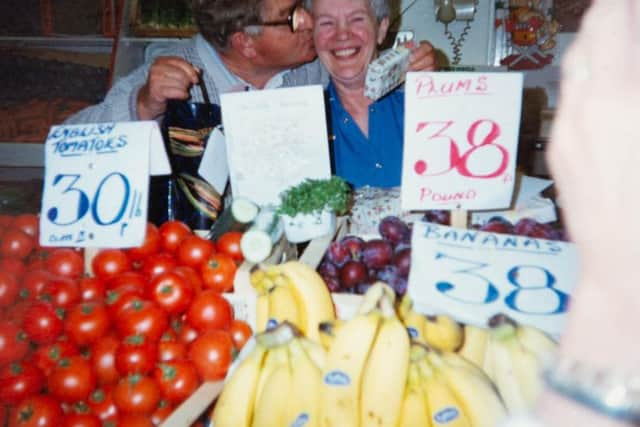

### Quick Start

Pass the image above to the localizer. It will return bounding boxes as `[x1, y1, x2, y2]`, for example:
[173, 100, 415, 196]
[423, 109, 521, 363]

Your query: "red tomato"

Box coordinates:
[175, 320, 199, 346]
[48, 356, 96, 403]
[2, 299, 31, 327]
[0, 404, 6, 427]
[119, 413, 154, 427]
[78, 276, 106, 302]
[188, 330, 233, 381]
[90, 334, 120, 385]
[64, 302, 111, 346]
[105, 289, 143, 321]
[113, 374, 160, 415]
[153, 361, 199, 404]
[41, 276, 80, 310]
[87, 386, 118, 423]
[0, 271, 19, 308]
[11, 214, 38, 238]
[105, 271, 147, 292]
[22, 301, 64, 345]
[0, 362, 45, 404]
[127, 223, 160, 262]
[0, 215, 12, 227]
[186, 290, 233, 332]
[115, 300, 168, 342]
[176, 235, 215, 268]
[139, 253, 177, 279]
[32, 340, 79, 376]
[91, 249, 131, 279]
[216, 231, 244, 262]
[115, 335, 157, 375]
[8, 395, 63, 427]
[148, 271, 193, 315]
[200, 253, 237, 293]
[229, 319, 253, 351]
[0, 323, 30, 367]
[158, 334, 187, 363]
[173, 266, 204, 294]
[150, 401, 174, 426]
[45, 248, 84, 279]
[21, 269, 53, 300]
[158, 221, 192, 253]
[0, 229, 34, 260]
[62, 413, 101, 427]
[0, 257, 26, 279]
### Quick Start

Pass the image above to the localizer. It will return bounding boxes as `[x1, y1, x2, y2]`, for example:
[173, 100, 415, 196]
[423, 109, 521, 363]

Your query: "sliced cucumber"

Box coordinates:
[206, 197, 259, 241]
[239, 207, 283, 263]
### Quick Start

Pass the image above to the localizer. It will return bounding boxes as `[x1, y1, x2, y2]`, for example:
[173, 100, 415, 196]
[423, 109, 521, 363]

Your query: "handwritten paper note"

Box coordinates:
[402, 72, 523, 211]
[220, 85, 331, 206]
[408, 221, 578, 336]
[40, 121, 170, 248]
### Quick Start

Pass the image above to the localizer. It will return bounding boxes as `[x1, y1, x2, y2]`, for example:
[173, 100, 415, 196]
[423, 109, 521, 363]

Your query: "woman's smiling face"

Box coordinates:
[312, 0, 388, 90]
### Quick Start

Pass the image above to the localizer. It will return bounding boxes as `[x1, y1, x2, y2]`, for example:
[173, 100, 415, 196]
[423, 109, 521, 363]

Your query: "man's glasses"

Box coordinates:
[251, 2, 307, 33]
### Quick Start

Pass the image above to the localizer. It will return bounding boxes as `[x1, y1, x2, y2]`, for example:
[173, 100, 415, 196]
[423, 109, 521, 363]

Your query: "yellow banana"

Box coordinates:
[428, 350, 507, 427]
[515, 324, 557, 363]
[417, 359, 471, 427]
[424, 314, 464, 352]
[487, 325, 529, 414]
[267, 284, 301, 329]
[211, 342, 267, 427]
[457, 324, 488, 369]
[360, 296, 410, 427]
[298, 336, 327, 370]
[255, 293, 269, 333]
[509, 335, 544, 409]
[320, 310, 382, 427]
[397, 363, 431, 427]
[398, 296, 428, 343]
[276, 261, 336, 342]
[318, 319, 344, 351]
[285, 338, 323, 427]
[253, 344, 289, 411]
[251, 358, 293, 427]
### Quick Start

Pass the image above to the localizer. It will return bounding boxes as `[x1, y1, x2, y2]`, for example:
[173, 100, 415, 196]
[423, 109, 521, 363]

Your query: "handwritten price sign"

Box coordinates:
[402, 72, 523, 211]
[407, 222, 578, 336]
[40, 122, 170, 248]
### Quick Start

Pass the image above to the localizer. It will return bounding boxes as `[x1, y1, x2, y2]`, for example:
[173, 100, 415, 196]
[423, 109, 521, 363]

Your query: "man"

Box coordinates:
[65, 0, 436, 124]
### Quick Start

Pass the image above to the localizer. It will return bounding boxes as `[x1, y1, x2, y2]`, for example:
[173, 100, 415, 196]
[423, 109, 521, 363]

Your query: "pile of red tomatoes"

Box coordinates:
[0, 214, 251, 427]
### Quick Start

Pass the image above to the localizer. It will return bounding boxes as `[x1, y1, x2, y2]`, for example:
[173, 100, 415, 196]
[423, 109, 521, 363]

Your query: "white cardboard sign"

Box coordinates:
[40, 121, 170, 248]
[402, 72, 523, 211]
[220, 85, 331, 206]
[408, 221, 578, 336]
[198, 125, 229, 195]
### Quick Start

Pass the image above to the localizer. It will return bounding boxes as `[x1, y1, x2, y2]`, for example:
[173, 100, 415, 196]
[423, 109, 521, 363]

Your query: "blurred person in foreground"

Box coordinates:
[503, 0, 640, 426]
[310, 0, 404, 189]
[64, 0, 436, 125]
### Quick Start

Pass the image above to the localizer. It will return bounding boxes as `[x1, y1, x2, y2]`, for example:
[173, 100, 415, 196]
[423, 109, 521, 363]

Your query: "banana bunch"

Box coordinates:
[398, 343, 508, 427]
[212, 321, 327, 427]
[398, 296, 464, 352]
[481, 314, 557, 414]
[250, 261, 336, 342]
[320, 282, 410, 427]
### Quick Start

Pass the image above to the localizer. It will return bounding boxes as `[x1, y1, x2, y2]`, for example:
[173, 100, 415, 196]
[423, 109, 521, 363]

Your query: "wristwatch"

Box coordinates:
[543, 355, 640, 422]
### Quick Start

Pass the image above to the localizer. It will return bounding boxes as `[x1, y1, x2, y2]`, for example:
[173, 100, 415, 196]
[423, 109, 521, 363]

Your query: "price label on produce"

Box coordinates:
[401, 72, 523, 211]
[408, 222, 578, 336]
[40, 122, 171, 248]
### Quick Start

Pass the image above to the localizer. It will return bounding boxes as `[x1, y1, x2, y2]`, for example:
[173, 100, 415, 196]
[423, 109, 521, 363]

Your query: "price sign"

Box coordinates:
[40, 122, 170, 248]
[407, 222, 578, 336]
[402, 72, 523, 211]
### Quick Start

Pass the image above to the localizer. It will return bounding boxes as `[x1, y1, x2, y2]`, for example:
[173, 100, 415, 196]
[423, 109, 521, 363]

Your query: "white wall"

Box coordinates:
[395, 0, 495, 66]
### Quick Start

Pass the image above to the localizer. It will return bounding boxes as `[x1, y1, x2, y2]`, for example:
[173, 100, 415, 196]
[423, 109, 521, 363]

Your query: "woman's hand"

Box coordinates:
[407, 40, 437, 72]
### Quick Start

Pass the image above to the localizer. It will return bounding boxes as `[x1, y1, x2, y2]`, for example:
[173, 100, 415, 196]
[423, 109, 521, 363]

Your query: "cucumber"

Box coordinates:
[206, 197, 259, 241]
[240, 207, 283, 263]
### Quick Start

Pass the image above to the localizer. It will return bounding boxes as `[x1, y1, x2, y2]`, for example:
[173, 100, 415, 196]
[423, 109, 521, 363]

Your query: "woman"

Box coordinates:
[310, 0, 405, 189]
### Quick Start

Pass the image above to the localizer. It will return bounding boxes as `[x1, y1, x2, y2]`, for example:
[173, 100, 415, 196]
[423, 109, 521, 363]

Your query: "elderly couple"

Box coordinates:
[66, 0, 437, 189]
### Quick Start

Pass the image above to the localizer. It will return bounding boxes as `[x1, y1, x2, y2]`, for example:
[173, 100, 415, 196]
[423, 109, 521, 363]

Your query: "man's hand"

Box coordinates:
[407, 40, 437, 72]
[136, 56, 201, 120]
